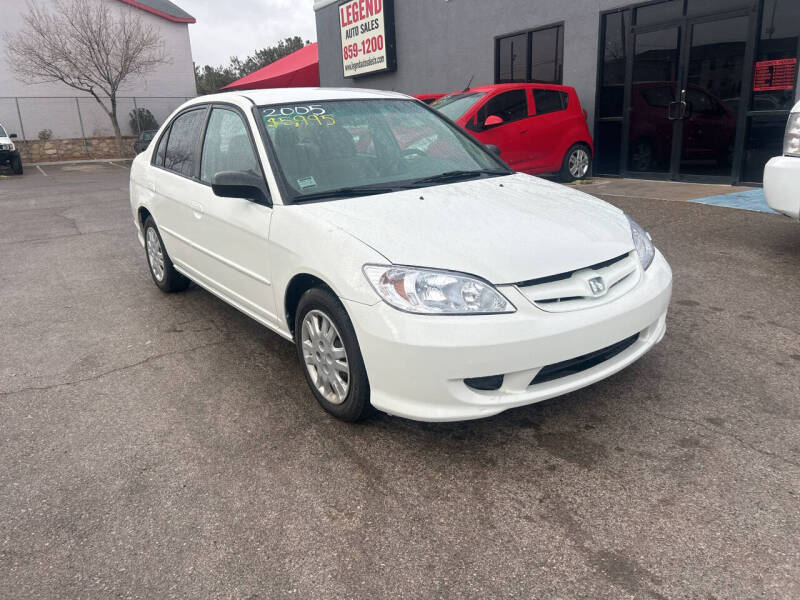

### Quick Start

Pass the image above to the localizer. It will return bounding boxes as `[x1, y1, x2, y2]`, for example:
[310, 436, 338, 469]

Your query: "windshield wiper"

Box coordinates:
[294, 184, 409, 202]
[410, 169, 508, 186]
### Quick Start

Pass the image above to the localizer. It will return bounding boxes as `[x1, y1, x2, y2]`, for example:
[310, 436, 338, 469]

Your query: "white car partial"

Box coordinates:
[129, 88, 672, 422]
[764, 99, 800, 220]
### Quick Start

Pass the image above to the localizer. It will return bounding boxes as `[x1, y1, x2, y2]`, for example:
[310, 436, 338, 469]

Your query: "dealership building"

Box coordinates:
[314, 0, 799, 185]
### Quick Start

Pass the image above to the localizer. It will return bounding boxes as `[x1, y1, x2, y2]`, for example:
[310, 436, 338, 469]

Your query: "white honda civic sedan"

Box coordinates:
[129, 88, 672, 422]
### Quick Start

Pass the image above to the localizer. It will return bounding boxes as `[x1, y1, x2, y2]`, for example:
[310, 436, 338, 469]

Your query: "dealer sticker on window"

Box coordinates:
[297, 176, 317, 189]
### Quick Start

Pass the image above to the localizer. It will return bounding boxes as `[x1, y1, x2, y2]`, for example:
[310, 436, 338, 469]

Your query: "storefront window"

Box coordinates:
[686, 0, 754, 18]
[598, 11, 628, 119]
[495, 24, 564, 85]
[752, 0, 800, 111]
[595, 121, 623, 175]
[635, 1, 682, 27]
[742, 115, 787, 182]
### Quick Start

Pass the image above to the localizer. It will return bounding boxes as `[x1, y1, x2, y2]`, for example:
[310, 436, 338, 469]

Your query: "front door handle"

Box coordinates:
[189, 200, 204, 219]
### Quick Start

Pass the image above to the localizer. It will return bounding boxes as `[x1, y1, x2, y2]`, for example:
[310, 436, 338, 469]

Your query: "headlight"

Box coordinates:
[783, 112, 800, 157]
[363, 264, 516, 315]
[627, 216, 655, 270]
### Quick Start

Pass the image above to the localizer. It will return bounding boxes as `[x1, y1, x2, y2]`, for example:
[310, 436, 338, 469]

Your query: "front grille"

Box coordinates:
[530, 334, 639, 385]
[516, 252, 640, 312]
[516, 253, 628, 288]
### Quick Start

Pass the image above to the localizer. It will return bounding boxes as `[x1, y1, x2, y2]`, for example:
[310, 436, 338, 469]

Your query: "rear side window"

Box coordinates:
[164, 109, 206, 178]
[533, 89, 569, 115]
[154, 129, 169, 166]
[478, 90, 529, 126]
[200, 108, 261, 184]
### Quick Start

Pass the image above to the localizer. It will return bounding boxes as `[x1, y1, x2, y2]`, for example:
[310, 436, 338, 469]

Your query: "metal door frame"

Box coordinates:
[618, 3, 759, 184]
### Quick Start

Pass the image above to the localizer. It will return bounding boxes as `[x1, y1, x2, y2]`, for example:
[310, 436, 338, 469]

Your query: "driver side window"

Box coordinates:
[200, 108, 260, 184]
[477, 90, 529, 129]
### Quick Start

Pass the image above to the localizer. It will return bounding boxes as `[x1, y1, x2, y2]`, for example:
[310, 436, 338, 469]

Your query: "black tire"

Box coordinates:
[11, 155, 23, 175]
[559, 143, 592, 182]
[295, 287, 370, 422]
[143, 216, 190, 293]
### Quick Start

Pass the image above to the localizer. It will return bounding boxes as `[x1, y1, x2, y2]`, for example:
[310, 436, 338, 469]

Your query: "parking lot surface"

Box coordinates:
[1, 163, 799, 599]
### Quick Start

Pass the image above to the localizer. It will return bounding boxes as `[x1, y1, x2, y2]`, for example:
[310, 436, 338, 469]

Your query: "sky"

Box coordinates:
[187, 0, 318, 67]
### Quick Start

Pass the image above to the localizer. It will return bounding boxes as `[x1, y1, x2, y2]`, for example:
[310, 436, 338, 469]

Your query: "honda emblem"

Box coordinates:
[587, 276, 607, 297]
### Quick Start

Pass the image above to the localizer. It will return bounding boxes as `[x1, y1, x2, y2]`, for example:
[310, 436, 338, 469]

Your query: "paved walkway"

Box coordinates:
[563, 177, 777, 214]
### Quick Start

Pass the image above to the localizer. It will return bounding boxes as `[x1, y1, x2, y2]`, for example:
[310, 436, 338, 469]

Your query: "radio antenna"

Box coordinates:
[462, 75, 474, 92]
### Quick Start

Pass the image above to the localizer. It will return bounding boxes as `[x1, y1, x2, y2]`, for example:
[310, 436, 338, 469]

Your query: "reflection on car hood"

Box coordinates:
[297, 173, 634, 283]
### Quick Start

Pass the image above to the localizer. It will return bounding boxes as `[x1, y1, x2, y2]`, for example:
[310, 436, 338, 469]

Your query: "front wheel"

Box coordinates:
[560, 144, 592, 182]
[295, 287, 370, 422]
[11, 155, 23, 175]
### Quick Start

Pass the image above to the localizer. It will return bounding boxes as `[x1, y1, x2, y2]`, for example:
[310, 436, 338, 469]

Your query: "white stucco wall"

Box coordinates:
[0, 0, 197, 139]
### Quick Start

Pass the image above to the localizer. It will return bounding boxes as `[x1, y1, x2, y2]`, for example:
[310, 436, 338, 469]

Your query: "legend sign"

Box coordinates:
[753, 58, 797, 92]
[339, 0, 397, 78]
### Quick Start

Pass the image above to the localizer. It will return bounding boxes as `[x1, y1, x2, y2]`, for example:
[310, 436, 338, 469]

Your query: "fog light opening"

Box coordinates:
[464, 374, 504, 391]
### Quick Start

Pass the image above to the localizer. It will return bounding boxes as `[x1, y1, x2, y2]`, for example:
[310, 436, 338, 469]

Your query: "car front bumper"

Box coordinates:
[0, 149, 19, 164]
[344, 250, 672, 422]
[764, 156, 800, 220]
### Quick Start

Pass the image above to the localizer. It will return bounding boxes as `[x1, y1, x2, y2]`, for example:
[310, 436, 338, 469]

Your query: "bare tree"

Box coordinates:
[4, 0, 168, 152]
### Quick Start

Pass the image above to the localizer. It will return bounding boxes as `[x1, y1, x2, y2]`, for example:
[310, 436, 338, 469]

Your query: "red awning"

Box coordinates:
[222, 43, 320, 90]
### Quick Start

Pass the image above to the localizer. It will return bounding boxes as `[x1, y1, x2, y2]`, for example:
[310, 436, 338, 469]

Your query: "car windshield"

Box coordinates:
[431, 93, 486, 121]
[259, 99, 508, 202]
[0, 124, 7, 137]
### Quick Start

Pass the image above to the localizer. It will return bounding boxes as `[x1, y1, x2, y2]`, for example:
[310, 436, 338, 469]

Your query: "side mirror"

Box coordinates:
[212, 171, 271, 207]
[9, 133, 18, 139]
[486, 144, 502, 157]
[484, 115, 504, 127]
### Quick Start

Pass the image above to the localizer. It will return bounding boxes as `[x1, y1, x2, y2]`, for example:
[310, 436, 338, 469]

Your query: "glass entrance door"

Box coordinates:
[627, 26, 681, 174]
[622, 7, 755, 182]
[677, 16, 749, 178]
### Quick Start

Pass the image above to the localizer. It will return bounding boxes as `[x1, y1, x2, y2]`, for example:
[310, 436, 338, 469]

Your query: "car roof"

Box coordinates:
[464, 83, 574, 93]
[183, 87, 413, 108]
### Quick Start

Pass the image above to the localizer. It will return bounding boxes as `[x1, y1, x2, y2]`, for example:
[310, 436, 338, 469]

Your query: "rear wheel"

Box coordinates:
[560, 144, 591, 182]
[11, 155, 23, 175]
[295, 287, 370, 422]
[143, 216, 190, 293]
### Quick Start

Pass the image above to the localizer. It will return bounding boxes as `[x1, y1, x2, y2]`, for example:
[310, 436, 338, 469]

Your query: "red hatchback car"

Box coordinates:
[431, 83, 594, 181]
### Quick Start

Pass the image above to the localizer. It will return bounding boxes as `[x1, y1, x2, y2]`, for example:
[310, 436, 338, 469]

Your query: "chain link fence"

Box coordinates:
[0, 96, 192, 141]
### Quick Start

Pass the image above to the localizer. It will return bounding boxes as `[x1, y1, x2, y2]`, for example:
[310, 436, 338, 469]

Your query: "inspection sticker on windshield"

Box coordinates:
[297, 176, 317, 189]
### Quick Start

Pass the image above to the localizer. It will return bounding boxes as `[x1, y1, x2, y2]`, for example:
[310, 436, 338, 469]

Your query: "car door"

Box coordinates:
[526, 88, 573, 173]
[189, 106, 276, 324]
[150, 106, 209, 269]
[466, 89, 531, 169]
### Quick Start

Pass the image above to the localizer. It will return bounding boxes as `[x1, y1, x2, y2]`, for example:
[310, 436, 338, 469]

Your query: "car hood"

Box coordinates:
[296, 173, 634, 284]
[0, 135, 12, 145]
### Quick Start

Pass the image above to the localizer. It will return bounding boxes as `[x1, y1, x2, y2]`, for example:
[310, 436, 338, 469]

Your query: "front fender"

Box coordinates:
[269, 205, 386, 331]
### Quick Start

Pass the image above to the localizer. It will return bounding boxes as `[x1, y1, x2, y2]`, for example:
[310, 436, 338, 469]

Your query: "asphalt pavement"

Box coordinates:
[1, 163, 799, 599]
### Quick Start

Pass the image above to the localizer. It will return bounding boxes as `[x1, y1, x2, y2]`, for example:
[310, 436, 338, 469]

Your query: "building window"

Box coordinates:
[497, 33, 528, 83]
[496, 24, 564, 85]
